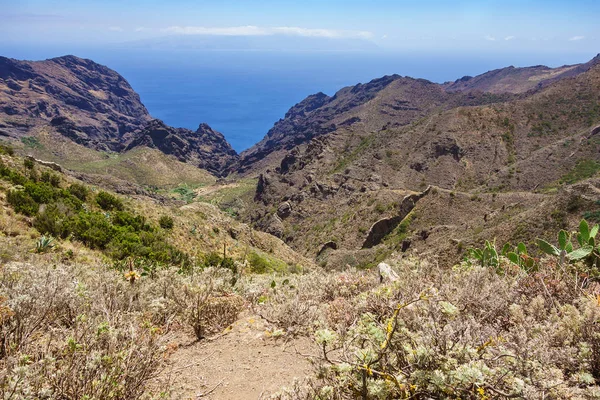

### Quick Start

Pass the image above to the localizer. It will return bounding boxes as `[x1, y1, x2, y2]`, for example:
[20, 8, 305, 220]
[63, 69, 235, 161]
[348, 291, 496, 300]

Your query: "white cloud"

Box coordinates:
[484, 35, 496, 41]
[108, 26, 123, 32]
[569, 35, 585, 41]
[162, 25, 374, 39]
[504, 35, 515, 41]
[135, 27, 145, 32]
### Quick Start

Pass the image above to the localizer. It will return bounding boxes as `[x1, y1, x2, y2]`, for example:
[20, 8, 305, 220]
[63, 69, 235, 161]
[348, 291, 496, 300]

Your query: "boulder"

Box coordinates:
[277, 201, 292, 219]
[378, 263, 399, 283]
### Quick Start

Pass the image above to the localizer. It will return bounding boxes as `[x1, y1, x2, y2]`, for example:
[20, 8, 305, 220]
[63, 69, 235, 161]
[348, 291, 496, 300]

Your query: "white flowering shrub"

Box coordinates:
[272, 259, 600, 399]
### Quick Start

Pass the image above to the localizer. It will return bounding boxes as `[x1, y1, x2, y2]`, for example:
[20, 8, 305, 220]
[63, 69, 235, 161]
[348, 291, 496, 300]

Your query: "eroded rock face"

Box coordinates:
[0, 55, 151, 150]
[317, 241, 338, 258]
[277, 202, 292, 219]
[362, 186, 431, 249]
[125, 119, 239, 177]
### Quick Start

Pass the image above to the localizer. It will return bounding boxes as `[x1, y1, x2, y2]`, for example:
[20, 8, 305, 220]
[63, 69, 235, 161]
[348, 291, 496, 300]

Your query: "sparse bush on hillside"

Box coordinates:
[0, 144, 14, 156]
[169, 268, 244, 340]
[0, 161, 193, 266]
[203, 251, 237, 273]
[159, 215, 174, 230]
[95, 190, 124, 211]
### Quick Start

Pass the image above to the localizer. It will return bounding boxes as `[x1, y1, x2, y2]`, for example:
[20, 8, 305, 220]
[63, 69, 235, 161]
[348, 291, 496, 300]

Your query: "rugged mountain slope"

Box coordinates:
[243, 60, 600, 266]
[237, 55, 600, 177]
[125, 119, 238, 177]
[0, 55, 239, 177]
[0, 55, 151, 150]
[237, 75, 513, 174]
[444, 54, 600, 94]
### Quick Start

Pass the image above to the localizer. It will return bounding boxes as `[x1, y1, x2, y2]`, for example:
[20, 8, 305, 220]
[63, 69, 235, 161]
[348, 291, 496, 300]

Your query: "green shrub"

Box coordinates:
[158, 215, 174, 230]
[73, 212, 114, 249]
[40, 171, 61, 187]
[113, 211, 149, 232]
[247, 251, 286, 274]
[0, 162, 27, 185]
[6, 190, 38, 216]
[67, 183, 89, 201]
[0, 144, 14, 156]
[96, 191, 124, 211]
[203, 251, 236, 273]
[23, 158, 34, 169]
[24, 181, 55, 204]
[33, 202, 77, 239]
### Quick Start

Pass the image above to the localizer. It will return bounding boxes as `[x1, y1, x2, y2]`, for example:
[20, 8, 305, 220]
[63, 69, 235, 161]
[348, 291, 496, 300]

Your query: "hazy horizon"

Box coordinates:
[2, 44, 597, 152]
[2, 0, 598, 151]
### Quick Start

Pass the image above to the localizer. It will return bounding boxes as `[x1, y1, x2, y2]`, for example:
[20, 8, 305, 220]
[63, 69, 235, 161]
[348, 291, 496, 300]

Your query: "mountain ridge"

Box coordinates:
[0, 54, 238, 177]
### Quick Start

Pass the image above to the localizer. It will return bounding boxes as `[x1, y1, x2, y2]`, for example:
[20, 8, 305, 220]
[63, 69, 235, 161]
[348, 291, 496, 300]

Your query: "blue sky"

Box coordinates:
[1, 0, 598, 55]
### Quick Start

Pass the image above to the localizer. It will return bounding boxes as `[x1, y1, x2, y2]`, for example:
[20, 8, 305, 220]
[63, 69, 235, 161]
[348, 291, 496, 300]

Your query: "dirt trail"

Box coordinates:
[155, 314, 313, 399]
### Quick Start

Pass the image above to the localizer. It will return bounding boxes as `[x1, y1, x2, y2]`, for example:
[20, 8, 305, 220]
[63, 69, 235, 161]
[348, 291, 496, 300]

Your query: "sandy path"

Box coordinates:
[155, 314, 313, 399]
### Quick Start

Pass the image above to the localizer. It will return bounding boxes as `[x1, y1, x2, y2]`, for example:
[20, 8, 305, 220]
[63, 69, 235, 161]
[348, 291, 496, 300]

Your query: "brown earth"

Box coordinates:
[153, 314, 312, 400]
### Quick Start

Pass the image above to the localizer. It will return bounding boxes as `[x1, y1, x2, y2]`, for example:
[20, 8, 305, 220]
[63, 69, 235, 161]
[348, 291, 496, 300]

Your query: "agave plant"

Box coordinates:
[35, 235, 55, 253]
[537, 220, 595, 266]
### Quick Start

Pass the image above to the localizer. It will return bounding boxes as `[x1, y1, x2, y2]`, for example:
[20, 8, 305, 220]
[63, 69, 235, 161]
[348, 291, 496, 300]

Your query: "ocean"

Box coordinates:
[0, 46, 593, 152]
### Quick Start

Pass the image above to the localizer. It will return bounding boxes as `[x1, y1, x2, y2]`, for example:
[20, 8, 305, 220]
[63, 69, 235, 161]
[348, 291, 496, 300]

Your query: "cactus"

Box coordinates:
[576, 219, 599, 248]
[537, 222, 594, 266]
[503, 242, 537, 272]
[469, 240, 500, 269]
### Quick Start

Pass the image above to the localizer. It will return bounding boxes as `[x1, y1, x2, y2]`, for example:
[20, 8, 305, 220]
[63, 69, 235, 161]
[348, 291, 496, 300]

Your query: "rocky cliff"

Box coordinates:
[126, 119, 239, 177]
[0, 55, 151, 150]
[0, 55, 239, 177]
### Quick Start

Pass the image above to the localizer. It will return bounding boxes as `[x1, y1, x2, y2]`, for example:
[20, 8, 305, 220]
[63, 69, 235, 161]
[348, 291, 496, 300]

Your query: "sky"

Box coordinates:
[1, 0, 598, 57]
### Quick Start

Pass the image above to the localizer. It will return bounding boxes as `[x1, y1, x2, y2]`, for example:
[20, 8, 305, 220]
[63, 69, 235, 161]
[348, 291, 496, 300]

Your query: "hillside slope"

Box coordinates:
[242, 61, 600, 265]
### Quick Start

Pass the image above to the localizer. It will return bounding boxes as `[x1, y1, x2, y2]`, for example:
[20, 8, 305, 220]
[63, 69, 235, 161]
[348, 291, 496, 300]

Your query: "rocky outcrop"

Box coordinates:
[125, 119, 239, 177]
[0, 55, 240, 178]
[237, 76, 403, 173]
[25, 156, 62, 172]
[362, 186, 431, 249]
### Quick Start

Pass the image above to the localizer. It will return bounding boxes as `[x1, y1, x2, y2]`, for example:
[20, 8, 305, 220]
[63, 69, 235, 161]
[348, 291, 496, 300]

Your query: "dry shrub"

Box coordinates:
[168, 267, 244, 340]
[273, 259, 600, 399]
[247, 270, 376, 335]
[0, 262, 165, 399]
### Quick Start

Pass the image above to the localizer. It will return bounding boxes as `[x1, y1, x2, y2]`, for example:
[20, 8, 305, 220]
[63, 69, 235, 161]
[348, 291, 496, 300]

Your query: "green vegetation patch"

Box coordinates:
[248, 251, 288, 274]
[0, 159, 191, 267]
[560, 159, 600, 185]
[20, 136, 43, 149]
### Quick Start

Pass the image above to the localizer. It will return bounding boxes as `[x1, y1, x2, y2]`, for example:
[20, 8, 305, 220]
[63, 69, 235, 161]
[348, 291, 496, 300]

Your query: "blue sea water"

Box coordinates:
[0, 46, 594, 152]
